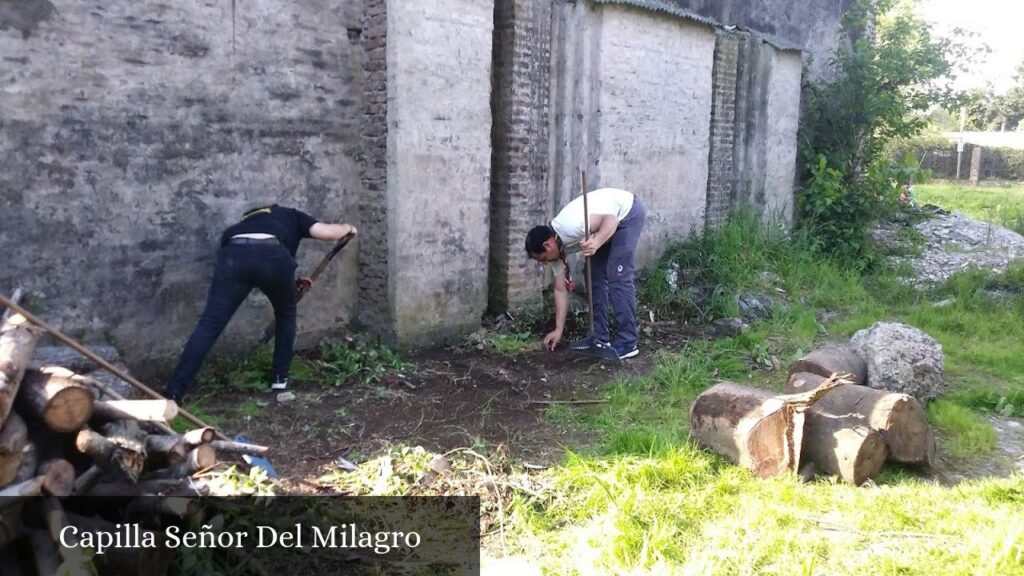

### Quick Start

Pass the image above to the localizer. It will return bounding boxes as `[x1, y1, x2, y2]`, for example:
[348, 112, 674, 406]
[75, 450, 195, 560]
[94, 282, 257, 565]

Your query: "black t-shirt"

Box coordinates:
[221, 205, 318, 256]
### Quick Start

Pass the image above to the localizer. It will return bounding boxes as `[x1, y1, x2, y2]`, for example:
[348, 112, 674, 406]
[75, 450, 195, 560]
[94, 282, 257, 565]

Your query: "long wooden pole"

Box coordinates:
[0, 294, 226, 440]
[580, 170, 595, 338]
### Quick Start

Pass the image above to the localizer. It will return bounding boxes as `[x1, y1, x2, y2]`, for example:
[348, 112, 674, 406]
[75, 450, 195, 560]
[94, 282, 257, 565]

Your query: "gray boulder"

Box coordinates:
[849, 322, 944, 404]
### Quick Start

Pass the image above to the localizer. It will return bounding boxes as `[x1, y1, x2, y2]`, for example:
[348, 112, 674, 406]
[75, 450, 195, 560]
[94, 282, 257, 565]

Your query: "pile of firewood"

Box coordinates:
[689, 343, 935, 485]
[0, 300, 268, 574]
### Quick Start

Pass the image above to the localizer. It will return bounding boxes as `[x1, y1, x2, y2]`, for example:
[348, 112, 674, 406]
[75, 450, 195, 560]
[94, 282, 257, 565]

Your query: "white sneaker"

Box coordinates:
[269, 378, 288, 391]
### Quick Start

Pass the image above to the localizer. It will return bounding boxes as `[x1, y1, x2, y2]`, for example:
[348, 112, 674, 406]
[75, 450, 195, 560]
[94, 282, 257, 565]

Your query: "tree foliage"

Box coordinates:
[965, 59, 1024, 131]
[797, 0, 969, 261]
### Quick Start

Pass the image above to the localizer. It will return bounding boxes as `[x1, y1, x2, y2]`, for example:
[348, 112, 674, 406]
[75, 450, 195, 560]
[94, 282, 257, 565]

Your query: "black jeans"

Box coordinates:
[165, 243, 298, 400]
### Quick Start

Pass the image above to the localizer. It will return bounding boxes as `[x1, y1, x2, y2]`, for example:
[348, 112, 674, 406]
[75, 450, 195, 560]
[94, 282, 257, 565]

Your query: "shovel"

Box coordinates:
[259, 232, 355, 343]
[579, 170, 620, 363]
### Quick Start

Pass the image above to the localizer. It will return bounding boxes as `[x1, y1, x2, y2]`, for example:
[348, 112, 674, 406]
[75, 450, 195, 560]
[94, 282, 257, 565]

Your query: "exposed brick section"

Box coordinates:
[705, 30, 739, 229]
[358, 0, 393, 340]
[488, 0, 552, 312]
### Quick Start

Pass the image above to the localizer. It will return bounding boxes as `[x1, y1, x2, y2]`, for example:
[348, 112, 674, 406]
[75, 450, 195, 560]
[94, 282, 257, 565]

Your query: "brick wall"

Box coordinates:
[358, 0, 392, 339]
[705, 30, 739, 229]
[488, 0, 553, 312]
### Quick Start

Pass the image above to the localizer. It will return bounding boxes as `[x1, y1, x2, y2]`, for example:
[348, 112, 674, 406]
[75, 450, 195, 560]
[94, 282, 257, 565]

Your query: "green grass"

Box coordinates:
[928, 399, 998, 456]
[489, 332, 535, 356]
[498, 213, 1024, 575]
[915, 183, 1024, 235]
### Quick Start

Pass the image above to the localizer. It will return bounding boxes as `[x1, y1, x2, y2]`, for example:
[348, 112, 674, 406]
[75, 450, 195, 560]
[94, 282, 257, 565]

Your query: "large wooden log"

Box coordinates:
[16, 368, 95, 432]
[41, 367, 179, 437]
[144, 444, 217, 480]
[93, 399, 178, 423]
[788, 345, 867, 386]
[0, 314, 41, 428]
[0, 411, 28, 486]
[689, 377, 843, 477]
[800, 411, 888, 484]
[787, 372, 935, 466]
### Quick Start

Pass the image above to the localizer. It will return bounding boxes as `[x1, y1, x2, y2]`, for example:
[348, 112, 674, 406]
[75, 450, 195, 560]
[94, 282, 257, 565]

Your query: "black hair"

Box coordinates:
[525, 225, 555, 255]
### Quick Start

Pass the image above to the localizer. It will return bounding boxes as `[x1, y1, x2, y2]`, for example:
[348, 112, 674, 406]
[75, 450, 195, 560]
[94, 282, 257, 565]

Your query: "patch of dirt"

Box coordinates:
[198, 324, 697, 492]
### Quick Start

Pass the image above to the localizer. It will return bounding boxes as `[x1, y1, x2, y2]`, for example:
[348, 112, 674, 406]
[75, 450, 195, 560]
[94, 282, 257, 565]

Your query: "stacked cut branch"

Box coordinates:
[0, 308, 269, 575]
[689, 341, 936, 486]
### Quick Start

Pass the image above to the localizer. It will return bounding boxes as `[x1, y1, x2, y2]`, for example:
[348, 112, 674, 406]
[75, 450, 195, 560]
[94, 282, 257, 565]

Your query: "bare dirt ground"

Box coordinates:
[199, 324, 697, 492]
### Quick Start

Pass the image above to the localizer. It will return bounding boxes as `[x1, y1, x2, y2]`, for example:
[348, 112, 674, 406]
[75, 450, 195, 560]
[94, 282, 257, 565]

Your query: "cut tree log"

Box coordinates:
[16, 368, 94, 432]
[37, 458, 75, 497]
[75, 427, 145, 483]
[787, 372, 935, 466]
[72, 465, 104, 495]
[93, 399, 178, 423]
[0, 411, 28, 486]
[145, 444, 217, 480]
[183, 427, 215, 446]
[688, 376, 844, 477]
[145, 434, 188, 468]
[0, 314, 41, 428]
[800, 411, 888, 484]
[788, 345, 868, 386]
[0, 475, 46, 503]
[210, 439, 270, 455]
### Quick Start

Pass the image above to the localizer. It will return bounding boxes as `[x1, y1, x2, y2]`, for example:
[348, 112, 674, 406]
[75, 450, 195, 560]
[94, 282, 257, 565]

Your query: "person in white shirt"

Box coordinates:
[524, 188, 647, 360]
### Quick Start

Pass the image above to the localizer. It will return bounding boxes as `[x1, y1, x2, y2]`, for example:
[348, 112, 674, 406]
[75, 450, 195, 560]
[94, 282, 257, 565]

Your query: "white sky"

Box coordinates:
[915, 0, 1024, 93]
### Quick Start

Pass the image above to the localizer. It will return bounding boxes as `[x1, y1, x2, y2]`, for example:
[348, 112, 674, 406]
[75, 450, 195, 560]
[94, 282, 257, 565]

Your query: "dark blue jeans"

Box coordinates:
[165, 243, 297, 400]
[590, 197, 647, 350]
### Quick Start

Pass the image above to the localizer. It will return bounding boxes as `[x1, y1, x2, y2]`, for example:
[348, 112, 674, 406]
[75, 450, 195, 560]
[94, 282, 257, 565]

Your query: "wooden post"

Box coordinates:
[0, 313, 41, 428]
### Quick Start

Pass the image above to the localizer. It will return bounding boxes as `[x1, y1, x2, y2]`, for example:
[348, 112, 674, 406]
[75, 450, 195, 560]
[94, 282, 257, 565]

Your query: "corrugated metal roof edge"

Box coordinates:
[591, 0, 805, 53]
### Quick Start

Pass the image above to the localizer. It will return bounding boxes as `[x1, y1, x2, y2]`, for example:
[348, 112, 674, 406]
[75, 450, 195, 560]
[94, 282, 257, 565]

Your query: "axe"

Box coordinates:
[258, 232, 355, 343]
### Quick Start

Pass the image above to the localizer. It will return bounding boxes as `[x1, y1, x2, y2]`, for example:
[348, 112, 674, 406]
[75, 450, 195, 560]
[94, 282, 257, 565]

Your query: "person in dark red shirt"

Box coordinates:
[164, 205, 356, 402]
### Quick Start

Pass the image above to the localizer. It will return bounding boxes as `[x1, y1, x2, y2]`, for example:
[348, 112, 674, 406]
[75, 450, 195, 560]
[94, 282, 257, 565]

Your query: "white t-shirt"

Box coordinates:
[550, 188, 634, 254]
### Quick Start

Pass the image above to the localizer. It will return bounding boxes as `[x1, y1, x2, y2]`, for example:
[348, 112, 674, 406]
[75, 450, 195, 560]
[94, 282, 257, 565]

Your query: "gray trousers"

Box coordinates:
[590, 197, 647, 349]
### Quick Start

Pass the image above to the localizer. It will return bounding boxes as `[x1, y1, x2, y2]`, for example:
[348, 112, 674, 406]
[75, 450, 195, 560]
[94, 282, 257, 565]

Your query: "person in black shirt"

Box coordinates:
[164, 205, 356, 402]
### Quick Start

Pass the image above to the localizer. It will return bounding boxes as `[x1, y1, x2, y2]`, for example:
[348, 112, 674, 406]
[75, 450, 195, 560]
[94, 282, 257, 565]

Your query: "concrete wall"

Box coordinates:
[386, 0, 494, 344]
[592, 5, 715, 266]
[0, 0, 364, 374]
[732, 34, 802, 224]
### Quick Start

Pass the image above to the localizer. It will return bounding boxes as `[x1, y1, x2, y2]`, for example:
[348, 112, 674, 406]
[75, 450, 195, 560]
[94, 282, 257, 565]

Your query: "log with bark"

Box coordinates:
[0, 314, 41, 427]
[16, 368, 95, 432]
[75, 426, 146, 483]
[0, 411, 28, 486]
[37, 458, 75, 497]
[92, 399, 178, 423]
[688, 376, 844, 477]
[788, 345, 868, 386]
[800, 411, 888, 484]
[787, 372, 935, 467]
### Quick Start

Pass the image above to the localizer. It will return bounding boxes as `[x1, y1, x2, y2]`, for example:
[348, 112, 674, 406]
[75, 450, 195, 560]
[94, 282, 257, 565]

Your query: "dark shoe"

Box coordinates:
[570, 335, 595, 351]
[269, 377, 288, 391]
[165, 388, 184, 404]
[613, 343, 639, 360]
[590, 341, 622, 362]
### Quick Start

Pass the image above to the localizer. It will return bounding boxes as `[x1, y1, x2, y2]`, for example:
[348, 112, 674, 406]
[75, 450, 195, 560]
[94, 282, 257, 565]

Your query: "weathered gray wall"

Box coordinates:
[594, 0, 854, 78]
[386, 0, 494, 345]
[732, 34, 802, 223]
[0, 0, 364, 374]
[593, 5, 715, 266]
